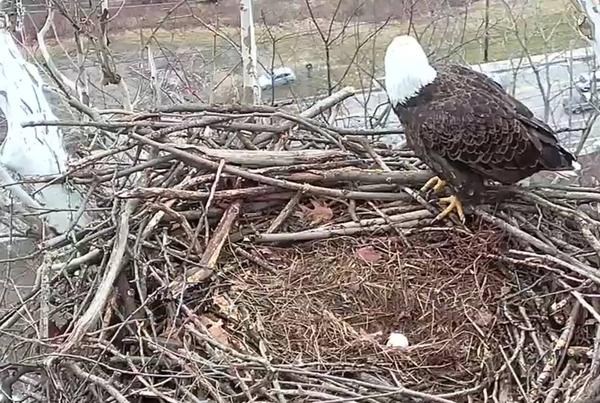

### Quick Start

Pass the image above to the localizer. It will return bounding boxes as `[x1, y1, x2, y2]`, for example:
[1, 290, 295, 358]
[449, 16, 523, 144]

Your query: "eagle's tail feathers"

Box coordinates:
[540, 144, 578, 172]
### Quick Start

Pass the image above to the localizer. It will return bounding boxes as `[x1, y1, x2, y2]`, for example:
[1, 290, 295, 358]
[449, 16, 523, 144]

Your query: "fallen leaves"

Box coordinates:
[198, 315, 230, 346]
[213, 293, 239, 320]
[358, 329, 384, 343]
[473, 309, 494, 327]
[355, 246, 383, 263]
[299, 199, 334, 225]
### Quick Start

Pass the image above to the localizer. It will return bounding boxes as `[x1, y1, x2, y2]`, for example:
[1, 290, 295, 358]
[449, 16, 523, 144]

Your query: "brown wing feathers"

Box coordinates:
[418, 102, 538, 183]
[443, 64, 575, 169]
[413, 65, 575, 184]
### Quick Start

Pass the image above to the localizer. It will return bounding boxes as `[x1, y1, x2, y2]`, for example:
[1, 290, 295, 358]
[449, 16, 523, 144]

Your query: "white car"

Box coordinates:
[258, 67, 296, 90]
[562, 90, 594, 114]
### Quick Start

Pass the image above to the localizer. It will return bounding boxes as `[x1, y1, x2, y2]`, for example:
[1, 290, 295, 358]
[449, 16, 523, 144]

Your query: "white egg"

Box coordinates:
[386, 332, 409, 349]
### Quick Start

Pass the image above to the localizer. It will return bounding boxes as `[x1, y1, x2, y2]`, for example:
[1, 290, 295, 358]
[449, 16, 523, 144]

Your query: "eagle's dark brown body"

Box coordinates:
[392, 64, 576, 200]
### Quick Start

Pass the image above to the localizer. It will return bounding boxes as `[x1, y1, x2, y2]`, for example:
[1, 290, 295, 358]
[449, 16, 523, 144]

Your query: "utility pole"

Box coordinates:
[483, 0, 490, 63]
[240, 0, 261, 104]
[575, 0, 600, 156]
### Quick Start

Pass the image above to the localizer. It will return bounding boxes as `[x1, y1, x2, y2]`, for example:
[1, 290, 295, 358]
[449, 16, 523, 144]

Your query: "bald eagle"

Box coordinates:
[384, 35, 577, 222]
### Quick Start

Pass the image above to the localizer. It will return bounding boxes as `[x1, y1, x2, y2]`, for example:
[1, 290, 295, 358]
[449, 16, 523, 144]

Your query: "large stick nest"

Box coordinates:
[2, 87, 600, 403]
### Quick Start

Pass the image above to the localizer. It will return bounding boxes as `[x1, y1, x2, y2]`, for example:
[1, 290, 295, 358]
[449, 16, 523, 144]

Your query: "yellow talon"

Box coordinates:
[435, 195, 465, 223]
[432, 179, 447, 193]
[420, 176, 447, 194]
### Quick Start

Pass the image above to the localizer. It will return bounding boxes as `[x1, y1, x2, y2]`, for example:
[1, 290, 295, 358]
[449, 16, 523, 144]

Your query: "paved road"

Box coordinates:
[50, 42, 600, 153]
[341, 56, 599, 153]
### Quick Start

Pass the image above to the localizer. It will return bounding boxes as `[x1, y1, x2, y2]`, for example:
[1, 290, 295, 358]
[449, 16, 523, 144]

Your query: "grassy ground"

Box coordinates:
[44, 0, 583, 102]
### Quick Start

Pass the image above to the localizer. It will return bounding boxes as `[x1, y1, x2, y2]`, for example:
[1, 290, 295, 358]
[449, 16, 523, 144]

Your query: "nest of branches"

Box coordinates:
[2, 87, 600, 403]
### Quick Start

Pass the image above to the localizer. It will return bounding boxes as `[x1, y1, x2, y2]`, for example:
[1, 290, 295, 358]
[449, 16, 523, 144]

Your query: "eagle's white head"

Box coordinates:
[384, 35, 437, 106]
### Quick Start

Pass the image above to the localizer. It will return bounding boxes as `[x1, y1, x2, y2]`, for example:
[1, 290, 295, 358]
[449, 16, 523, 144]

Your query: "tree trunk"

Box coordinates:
[0, 26, 89, 235]
[240, 0, 261, 104]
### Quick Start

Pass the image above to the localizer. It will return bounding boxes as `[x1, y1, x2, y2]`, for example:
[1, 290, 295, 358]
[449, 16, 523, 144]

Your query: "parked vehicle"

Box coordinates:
[258, 67, 296, 90]
[575, 71, 600, 93]
[562, 90, 594, 114]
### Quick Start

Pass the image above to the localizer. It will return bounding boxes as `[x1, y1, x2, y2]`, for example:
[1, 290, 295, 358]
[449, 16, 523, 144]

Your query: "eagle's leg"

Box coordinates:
[420, 176, 447, 194]
[435, 195, 465, 223]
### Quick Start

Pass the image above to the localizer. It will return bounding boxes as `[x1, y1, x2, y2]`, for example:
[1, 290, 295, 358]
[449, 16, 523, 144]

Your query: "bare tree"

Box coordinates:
[572, 0, 600, 155]
[497, 0, 584, 127]
[302, 0, 388, 96]
[240, 0, 261, 104]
